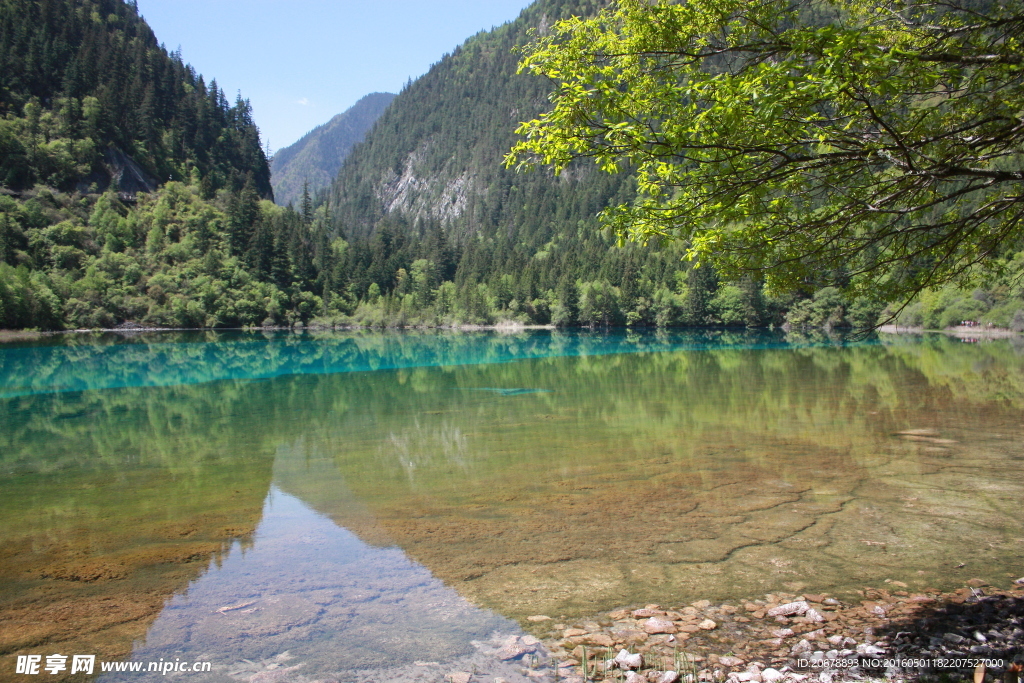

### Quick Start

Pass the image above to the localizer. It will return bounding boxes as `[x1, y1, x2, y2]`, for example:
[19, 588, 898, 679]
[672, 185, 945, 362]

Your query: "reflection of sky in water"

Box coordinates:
[100, 487, 516, 682]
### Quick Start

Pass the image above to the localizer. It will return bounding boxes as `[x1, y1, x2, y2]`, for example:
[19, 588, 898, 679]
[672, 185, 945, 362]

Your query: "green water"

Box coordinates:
[1, 330, 1023, 680]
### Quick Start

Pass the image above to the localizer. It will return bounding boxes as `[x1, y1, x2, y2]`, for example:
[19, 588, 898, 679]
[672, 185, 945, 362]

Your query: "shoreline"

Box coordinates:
[2, 323, 1019, 344]
[878, 324, 1020, 338]
[529, 580, 1024, 683]
[0, 322, 558, 342]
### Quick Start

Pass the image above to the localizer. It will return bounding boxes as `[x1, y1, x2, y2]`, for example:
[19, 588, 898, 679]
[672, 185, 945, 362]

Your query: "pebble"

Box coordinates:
[855, 643, 885, 656]
[584, 633, 614, 647]
[496, 635, 538, 661]
[450, 673, 472, 683]
[539, 583, 1024, 683]
[644, 617, 677, 634]
[614, 649, 643, 670]
[766, 601, 808, 618]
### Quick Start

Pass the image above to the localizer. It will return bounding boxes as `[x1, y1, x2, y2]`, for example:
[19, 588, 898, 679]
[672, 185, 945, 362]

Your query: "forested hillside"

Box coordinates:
[0, 0, 340, 330]
[319, 0, 1024, 331]
[0, 0, 270, 197]
[271, 92, 395, 208]
[319, 0, 863, 328]
[324, 0, 740, 328]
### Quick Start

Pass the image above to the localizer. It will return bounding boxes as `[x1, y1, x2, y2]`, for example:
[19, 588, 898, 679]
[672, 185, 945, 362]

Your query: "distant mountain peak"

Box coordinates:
[270, 92, 396, 206]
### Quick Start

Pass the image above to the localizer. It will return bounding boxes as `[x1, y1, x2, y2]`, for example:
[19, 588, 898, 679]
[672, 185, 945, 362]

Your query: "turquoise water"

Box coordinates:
[0, 329, 854, 398]
[2, 329, 1023, 681]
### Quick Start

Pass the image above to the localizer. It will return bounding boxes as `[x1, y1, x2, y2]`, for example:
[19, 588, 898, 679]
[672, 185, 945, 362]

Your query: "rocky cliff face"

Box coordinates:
[374, 143, 472, 225]
[328, 0, 609, 240]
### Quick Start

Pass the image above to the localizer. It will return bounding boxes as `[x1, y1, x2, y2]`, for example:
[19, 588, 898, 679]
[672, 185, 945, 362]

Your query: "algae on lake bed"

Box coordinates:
[0, 379, 275, 669]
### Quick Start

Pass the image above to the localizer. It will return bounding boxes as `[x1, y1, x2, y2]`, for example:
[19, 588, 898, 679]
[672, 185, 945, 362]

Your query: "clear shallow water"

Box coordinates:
[2, 330, 1023, 680]
[98, 487, 519, 682]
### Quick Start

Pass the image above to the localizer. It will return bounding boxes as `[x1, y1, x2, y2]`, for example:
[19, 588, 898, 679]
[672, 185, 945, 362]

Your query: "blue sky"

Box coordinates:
[135, 0, 536, 155]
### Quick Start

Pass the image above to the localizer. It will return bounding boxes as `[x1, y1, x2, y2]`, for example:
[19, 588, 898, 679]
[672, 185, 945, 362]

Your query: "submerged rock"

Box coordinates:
[614, 649, 644, 670]
[790, 639, 812, 655]
[766, 601, 808, 617]
[497, 635, 539, 661]
[644, 617, 677, 634]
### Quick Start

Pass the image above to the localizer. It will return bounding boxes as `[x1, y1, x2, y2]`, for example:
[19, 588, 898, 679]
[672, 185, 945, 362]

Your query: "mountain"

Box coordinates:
[0, 0, 334, 331]
[0, 0, 271, 198]
[319, 0, 896, 330]
[329, 0, 610, 240]
[271, 92, 395, 207]
[319, 0, 1024, 331]
[321, 0, 722, 327]
[4, 0, 1014, 332]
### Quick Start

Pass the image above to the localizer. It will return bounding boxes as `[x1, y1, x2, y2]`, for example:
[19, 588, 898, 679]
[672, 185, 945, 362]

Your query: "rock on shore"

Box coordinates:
[534, 580, 1024, 683]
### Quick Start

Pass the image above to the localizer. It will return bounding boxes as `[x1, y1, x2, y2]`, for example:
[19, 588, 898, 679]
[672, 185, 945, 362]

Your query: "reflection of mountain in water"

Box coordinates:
[0, 377, 276, 674]
[0, 474, 267, 678]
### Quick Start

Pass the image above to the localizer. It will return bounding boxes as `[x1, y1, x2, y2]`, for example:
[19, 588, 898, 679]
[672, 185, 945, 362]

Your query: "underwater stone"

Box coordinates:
[767, 602, 808, 617]
[644, 617, 677, 634]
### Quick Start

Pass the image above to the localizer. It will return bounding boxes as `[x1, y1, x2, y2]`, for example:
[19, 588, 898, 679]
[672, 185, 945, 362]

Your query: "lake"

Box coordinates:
[1, 330, 1022, 681]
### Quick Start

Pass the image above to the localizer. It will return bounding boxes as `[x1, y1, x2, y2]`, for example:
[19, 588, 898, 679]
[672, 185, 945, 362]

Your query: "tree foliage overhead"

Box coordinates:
[507, 0, 1024, 303]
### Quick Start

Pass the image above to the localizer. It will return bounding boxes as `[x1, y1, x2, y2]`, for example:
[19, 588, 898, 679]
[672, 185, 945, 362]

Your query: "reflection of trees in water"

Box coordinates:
[0, 373, 280, 674]
[4, 332, 1023, 480]
[381, 419, 471, 483]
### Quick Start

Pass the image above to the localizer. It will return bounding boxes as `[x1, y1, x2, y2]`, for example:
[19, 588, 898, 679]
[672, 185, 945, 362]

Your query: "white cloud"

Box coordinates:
[297, 97, 311, 106]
